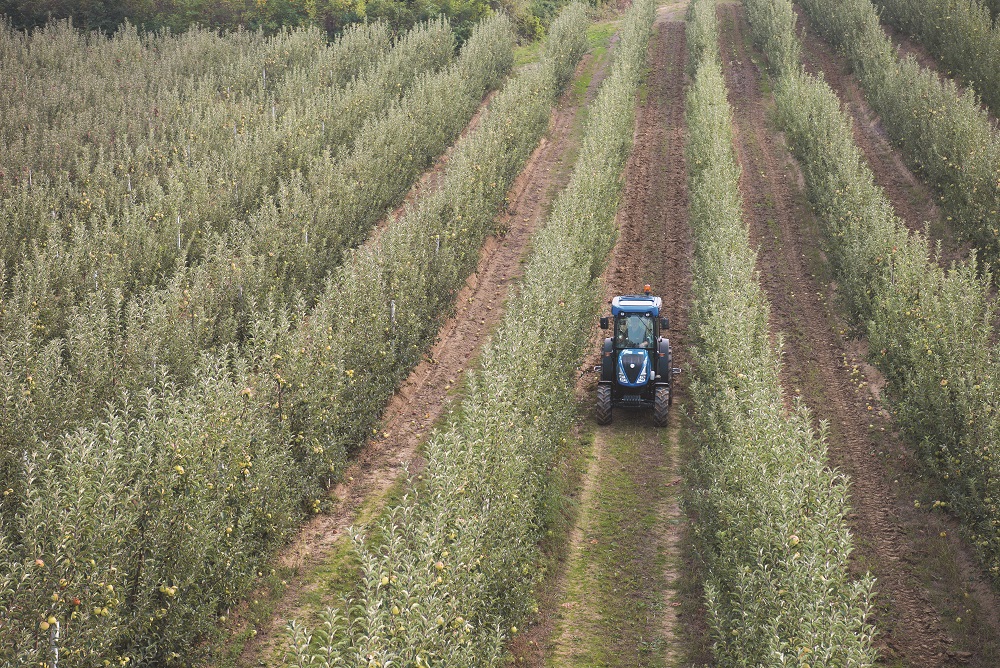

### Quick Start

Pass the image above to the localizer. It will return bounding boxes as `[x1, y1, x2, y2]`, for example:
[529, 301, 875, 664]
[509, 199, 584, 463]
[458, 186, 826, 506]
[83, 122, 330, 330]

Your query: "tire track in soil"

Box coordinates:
[720, 4, 983, 665]
[520, 8, 695, 666]
[789, 5, 969, 265]
[225, 56, 605, 667]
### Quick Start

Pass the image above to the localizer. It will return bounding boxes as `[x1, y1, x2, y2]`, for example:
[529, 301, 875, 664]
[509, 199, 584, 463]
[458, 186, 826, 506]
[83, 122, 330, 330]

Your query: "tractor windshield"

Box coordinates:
[614, 314, 654, 348]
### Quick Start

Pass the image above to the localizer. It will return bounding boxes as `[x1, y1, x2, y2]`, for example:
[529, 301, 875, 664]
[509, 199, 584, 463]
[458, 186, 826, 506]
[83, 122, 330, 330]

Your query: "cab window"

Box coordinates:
[614, 314, 653, 348]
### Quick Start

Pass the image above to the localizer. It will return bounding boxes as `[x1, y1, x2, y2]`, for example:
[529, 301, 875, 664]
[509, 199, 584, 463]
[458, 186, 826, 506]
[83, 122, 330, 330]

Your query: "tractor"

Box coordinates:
[595, 286, 679, 426]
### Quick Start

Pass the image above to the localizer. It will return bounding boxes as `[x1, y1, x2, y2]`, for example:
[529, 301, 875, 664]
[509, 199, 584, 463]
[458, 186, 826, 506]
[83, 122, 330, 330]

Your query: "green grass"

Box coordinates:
[514, 38, 544, 67]
[587, 19, 617, 51]
[208, 566, 295, 668]
[592, 423, 672, 667]
[550, 415, 677, 668]
[515, 12, 615, 68]
[571, 19, 618, 101]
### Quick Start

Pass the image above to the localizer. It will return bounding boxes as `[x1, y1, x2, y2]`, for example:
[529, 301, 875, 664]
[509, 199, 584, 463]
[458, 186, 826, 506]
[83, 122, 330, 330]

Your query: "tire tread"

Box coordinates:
[596, 384, 612, 425]
[653, 385, 669, 427]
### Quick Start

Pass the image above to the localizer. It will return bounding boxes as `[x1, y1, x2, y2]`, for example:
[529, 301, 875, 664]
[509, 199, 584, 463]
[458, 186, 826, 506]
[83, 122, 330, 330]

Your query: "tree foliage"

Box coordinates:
[0, 14, 516, 665]
[746, 0, 1000, 593]
[872, 0, 1000, 119]
[0, 0, 565, 39]
[793, 0, 1000, 271]
[685, 1, 877, 664]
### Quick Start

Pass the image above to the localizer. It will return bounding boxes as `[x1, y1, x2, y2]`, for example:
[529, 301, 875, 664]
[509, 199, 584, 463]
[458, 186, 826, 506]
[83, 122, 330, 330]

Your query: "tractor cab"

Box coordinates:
[595, 287, 679, 426]
[613, 309, 656, 349]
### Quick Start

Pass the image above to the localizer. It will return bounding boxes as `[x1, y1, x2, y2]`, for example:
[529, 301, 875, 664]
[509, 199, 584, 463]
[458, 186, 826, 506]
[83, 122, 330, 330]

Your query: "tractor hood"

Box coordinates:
[617, 348, 650, 387]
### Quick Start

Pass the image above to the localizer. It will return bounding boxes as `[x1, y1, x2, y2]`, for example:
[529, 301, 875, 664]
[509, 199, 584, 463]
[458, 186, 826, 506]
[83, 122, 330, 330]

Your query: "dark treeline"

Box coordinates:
[0, 0, 573, 41]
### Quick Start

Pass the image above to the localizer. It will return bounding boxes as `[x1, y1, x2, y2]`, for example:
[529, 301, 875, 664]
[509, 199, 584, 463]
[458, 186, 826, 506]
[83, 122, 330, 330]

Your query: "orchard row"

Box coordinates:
[686, 0, 876, 663]
[751, 0, 1000, 623]
[0, 12, 520, 665]
[282, 0, 655, 664]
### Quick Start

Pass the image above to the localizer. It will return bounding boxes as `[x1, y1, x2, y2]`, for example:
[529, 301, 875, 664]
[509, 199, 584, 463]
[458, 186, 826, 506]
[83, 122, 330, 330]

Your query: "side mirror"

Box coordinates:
[599, 316, 609, 330]
[660, 317, 670, 331]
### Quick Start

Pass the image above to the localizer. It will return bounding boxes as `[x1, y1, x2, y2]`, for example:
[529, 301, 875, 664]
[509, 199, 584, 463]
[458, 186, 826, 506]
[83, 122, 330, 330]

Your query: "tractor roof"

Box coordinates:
[611, 294, 661, 316]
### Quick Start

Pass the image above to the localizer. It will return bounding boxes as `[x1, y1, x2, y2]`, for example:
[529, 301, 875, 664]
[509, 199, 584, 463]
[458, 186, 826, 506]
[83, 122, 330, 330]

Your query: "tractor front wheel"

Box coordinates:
[596, 384, 612, 425]
[653, 385, 669, 427]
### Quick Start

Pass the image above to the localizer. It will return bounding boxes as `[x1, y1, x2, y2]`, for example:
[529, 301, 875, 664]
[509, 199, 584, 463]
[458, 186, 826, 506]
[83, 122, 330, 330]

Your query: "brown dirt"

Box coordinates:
[720, 4, 1000, 666]
[512, 6, 700, 666]
[222, 53, 609, 668]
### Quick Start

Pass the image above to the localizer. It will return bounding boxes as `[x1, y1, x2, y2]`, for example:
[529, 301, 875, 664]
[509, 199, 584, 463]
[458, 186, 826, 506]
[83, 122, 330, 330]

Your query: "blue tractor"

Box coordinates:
[596, 287, 678, 426]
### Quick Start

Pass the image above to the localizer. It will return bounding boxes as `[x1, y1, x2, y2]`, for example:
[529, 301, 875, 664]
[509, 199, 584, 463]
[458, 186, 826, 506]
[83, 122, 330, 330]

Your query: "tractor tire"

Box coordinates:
[596, 384, 612, 425]
[653, 385, 670, 427]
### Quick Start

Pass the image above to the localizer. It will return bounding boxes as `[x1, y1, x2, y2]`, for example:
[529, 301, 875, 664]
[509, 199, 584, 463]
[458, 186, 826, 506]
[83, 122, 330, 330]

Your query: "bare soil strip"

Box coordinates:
[720, 4, 1000, 665]
[521, 7, 696, 666]
[222, 56, 607, 667]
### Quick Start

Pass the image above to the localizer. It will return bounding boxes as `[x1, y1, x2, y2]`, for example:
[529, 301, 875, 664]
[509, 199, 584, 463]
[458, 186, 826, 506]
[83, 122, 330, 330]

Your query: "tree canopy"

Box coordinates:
[0, 0, 565, 40]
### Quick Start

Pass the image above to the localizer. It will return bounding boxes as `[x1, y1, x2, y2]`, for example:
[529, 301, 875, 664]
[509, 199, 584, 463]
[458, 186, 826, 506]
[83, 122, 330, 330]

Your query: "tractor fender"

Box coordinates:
[656, 337, 672, 382]
[601, 338, 615, 382]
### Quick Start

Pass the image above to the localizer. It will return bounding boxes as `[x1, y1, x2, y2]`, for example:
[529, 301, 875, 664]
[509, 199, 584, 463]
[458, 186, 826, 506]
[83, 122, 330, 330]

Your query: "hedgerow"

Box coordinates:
[740, 0, 799, 78]
[0, 15, 462, 349]
[1, 0, 545, 43]
[872, 0, 1000, 119]
[746, 0, 1000, 592]
[0, 19, 396, 281]
[791, 0, 1000, 270]
[0, 14, 513, 532]
[684, 1, 877, 664]
[0, 15, 518, 666]
[274, 8, 550, 484]
[281, 1, 655, 664]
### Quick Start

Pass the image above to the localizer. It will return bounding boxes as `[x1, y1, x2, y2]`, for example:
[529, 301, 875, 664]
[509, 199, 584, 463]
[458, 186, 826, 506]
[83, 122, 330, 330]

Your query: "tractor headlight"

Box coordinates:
[637, 360, 648, 384]
[617, 365, 628, 384]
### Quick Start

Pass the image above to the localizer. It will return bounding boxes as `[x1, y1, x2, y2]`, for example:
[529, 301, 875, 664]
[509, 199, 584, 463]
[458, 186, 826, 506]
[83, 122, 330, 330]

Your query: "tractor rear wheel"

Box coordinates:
[653, 385, 669, 427]
[596, 384, 612, 425]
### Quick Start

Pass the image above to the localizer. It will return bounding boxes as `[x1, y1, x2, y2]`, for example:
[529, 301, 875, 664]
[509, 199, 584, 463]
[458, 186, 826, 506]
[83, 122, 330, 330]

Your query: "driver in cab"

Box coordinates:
[616, 314, 653, 348]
